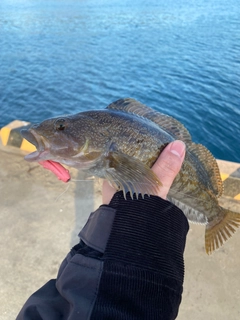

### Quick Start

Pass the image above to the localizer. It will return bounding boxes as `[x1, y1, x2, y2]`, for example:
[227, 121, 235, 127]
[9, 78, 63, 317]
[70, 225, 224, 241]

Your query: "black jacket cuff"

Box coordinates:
[104, 191, 189, 284]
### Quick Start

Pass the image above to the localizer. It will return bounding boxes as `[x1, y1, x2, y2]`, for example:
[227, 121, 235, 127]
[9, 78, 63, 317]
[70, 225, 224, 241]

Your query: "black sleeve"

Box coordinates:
[16, 192, 189, 320]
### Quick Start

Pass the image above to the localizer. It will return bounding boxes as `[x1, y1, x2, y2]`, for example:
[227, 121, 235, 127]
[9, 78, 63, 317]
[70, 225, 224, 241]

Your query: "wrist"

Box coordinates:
[105, 191, 189, 283]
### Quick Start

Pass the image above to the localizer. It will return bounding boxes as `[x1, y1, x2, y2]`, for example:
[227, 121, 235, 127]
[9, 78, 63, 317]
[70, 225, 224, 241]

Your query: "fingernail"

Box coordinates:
[169, 140, 186, 158]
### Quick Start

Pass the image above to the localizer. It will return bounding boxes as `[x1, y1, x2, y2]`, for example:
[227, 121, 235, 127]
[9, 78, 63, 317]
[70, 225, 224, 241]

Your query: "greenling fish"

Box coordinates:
[21, 98, 240, 254]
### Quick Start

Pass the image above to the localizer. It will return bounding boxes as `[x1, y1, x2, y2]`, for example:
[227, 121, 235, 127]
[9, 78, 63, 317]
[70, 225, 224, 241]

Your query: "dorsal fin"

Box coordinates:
[188, 143, 223, 198]
[107, 98, 192, 143]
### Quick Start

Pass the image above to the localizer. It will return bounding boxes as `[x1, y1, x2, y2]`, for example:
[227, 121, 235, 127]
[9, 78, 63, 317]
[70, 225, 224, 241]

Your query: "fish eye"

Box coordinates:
[55, 118, 66, 131]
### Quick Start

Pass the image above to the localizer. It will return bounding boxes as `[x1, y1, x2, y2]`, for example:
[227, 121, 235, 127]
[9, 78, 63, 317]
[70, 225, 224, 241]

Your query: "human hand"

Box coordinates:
[102, 140, 186, 204]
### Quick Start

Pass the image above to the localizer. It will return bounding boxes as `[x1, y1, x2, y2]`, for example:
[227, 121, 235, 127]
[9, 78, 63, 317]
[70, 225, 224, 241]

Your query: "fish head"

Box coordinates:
[21, 114, 102, 168]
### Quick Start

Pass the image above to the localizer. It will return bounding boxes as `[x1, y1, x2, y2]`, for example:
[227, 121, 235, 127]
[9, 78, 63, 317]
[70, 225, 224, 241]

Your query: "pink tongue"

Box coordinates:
[38, 160, 70, 182]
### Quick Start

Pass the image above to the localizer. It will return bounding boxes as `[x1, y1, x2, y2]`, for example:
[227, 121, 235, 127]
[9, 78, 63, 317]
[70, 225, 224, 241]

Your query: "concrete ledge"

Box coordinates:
[0, 120, 36, 152]
[217, 160, 240, 201]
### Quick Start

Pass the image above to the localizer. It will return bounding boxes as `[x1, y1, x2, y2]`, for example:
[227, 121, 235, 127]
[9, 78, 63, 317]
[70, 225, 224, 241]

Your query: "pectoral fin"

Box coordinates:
[105, 151, 162, 199]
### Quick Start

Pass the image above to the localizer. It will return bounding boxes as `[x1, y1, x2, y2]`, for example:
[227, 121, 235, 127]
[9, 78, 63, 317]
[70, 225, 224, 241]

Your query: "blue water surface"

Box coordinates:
[0, 0, 239, 162]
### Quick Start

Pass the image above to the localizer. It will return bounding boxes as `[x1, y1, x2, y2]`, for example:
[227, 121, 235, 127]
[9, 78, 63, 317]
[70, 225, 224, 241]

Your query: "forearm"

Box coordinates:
[80, 191, 189, 319]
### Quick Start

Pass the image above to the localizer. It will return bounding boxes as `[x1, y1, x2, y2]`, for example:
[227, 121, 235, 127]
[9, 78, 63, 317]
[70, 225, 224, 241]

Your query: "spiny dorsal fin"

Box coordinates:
[107, 98, 192, 143]
[188, 143, 223, 198]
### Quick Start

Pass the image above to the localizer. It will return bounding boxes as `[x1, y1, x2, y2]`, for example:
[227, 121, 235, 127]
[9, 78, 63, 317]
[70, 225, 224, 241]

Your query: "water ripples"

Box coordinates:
[0, 0, 239, 162]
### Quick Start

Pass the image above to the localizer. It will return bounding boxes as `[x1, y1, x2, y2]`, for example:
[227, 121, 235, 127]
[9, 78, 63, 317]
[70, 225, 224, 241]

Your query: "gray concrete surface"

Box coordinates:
[1, 144, 240, 319]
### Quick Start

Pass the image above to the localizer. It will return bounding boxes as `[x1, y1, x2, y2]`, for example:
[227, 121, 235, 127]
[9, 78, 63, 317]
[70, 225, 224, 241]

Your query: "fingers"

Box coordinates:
[152, 140, 186, 199]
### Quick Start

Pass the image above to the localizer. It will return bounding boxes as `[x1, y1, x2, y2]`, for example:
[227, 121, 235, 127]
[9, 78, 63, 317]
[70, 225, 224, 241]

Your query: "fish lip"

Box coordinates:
[21, 128, 50, 161]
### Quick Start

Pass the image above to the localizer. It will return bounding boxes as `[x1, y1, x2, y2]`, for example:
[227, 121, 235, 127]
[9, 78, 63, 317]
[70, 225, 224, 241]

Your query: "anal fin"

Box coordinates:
[105, 151, 162, 199]
[168, 197, 207, 224]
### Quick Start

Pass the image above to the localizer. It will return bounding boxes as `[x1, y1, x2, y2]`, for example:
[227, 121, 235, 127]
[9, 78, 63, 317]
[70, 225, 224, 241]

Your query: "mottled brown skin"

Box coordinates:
[26, 110, 173, 172]
[71, 111, 223, 224]
[170, 152, 222, 223]
[81, 110, 173, 166]
[24, 109, 220, 222]
[21, 98, 240, 254]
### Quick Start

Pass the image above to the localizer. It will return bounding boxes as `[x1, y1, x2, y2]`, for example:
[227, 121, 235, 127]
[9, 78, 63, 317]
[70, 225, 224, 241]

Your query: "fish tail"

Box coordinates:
[205, 208, 240, 255]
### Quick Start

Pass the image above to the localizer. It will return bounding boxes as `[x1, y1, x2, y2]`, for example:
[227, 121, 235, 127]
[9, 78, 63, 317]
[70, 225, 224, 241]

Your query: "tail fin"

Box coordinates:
[205, 208, 240, 254]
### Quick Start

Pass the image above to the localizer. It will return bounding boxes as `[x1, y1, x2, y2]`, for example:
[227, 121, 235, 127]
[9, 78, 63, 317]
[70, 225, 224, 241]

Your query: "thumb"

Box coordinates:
[152, 140, 186, 199]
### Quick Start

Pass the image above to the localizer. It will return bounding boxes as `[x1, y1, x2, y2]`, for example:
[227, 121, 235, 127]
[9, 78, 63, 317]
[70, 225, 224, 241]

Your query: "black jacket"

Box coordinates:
[17, 192, 189, 320]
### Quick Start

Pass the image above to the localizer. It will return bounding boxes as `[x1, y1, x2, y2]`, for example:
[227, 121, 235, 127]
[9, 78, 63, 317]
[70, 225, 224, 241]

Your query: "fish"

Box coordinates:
[21, 98, 240, 254]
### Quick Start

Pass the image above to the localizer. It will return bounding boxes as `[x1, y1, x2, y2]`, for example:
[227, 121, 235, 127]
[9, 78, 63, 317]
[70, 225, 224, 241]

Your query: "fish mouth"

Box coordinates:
[21, 129, 50, 161]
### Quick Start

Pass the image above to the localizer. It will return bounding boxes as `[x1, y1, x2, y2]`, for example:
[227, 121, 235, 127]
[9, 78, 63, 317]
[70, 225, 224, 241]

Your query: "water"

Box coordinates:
[0, 0, 239, 162]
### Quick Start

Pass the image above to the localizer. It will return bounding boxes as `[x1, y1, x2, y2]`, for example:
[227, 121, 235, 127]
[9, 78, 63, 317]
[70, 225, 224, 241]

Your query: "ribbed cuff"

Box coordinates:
[104, 191, 189, 283]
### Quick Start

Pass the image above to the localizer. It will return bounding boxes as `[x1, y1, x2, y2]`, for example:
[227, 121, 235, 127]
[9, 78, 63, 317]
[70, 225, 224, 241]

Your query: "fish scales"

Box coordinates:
[21, 98, 240, 254]
[170, 152, 220, 221]
[80, 110, 173, 166]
